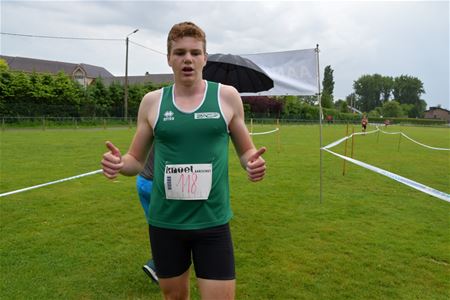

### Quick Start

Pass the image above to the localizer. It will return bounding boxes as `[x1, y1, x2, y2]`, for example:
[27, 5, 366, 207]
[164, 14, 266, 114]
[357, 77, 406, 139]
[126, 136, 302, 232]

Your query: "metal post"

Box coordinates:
[124, 37, 129, 121]
[124, 29, 139, 122]
[316, 44, 323, 203]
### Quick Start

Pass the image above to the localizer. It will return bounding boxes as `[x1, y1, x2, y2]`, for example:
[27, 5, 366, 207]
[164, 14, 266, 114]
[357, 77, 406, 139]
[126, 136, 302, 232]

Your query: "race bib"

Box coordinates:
[164, 163, 212, 200]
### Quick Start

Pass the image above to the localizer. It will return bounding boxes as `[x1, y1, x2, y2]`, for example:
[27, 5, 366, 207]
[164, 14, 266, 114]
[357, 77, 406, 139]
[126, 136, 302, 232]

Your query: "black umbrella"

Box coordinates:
[203, 53, 274, 93]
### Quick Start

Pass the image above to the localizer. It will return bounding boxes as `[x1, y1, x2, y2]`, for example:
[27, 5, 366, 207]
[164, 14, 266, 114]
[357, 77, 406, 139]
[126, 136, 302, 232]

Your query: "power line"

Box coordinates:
[0, 32, 122, 41]
[1, 32, 166, 56]
[129, 40, 166, 56]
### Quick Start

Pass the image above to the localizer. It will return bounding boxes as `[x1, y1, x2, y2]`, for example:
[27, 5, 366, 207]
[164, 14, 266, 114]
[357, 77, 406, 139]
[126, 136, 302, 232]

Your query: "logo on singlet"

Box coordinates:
[163, 110, 175, 121]
[194, 112, 220, 120]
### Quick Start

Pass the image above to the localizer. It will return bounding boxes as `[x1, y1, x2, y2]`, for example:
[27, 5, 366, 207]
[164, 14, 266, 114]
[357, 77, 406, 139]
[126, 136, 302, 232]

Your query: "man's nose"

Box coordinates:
[183, 54, 193, 63]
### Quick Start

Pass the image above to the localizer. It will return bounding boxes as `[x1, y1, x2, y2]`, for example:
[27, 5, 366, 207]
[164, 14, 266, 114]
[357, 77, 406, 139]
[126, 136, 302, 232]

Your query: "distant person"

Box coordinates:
[101, 21, 266, 300]
[136, 147, 158, 283]
[361, 115, 368, 132]
[384, 119, 390, 127]
[326, 115, 333, 124]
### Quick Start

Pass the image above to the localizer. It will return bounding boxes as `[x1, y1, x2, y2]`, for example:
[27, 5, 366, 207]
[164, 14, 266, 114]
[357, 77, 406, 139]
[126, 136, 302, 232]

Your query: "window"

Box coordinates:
[73, 68, 87, 88]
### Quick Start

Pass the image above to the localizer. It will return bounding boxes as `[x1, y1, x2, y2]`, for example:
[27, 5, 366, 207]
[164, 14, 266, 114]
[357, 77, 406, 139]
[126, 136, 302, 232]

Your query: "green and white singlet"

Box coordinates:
[149, 81, 232, 230]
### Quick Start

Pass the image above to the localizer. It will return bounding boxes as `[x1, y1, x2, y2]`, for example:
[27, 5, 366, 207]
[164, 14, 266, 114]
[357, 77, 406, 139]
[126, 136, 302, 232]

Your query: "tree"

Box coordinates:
[51, 71, 83, 116]
[108, 81, 124, 117]
[321, 65, 334, 108]
[0, 59, 9, 72]
[346, 93, 357, 110]
[393, 75, 426, 118]
[353, 74, 395, 112]
[409, 99, 427, 118]
[368, 107, 383, 118]
[380, 76, 394, 103]
[334, 99, 348, 113]
[86, 78, 110, 116]
[282, 95, 302, 116]
[299, 95, 317, 105]
[320, 93, 333, 108]
[353, 74, 380, 112]
[242, 96, 282, 118]
[7, 72, 33, 116]
[382, 100, 403, 117]
[393, 75, 425, 105]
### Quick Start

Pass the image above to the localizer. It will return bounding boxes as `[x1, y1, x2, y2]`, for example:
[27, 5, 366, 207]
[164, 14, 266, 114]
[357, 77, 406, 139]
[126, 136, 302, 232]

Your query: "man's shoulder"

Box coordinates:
[219, 84, 241, 104]
[141, 88, 166, 110]
[144, 88, 164, 101]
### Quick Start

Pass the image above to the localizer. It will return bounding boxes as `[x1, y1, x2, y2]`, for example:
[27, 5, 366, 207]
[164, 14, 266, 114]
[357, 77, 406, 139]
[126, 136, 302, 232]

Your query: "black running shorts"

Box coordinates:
[149, 223, 235, 280]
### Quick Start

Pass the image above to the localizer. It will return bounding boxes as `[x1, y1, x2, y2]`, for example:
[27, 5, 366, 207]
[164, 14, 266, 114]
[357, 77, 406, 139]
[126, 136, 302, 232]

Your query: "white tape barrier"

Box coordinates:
[324, 129, 379, 149]
[322, 129, 450, 202]
[0, 127, 280, 198]
[0, 169, 103, 198]
[250, 128, 279, 136]
[322, 148, 450, 202]
[376, 126, 450, 151]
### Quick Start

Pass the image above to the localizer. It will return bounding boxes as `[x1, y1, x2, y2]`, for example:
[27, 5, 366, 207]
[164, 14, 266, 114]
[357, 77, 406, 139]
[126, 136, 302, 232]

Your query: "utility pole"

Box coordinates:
[124, 29, 139, 121]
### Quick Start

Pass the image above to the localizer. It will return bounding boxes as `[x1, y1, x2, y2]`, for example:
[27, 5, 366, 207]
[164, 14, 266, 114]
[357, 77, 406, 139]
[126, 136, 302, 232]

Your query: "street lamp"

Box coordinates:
[124, 28, 139, 121]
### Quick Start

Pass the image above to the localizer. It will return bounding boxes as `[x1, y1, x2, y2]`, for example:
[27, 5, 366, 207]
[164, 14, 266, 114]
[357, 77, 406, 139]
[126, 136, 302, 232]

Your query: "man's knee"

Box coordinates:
[197, 278, 235, 300]
[159, 270, 190, 300]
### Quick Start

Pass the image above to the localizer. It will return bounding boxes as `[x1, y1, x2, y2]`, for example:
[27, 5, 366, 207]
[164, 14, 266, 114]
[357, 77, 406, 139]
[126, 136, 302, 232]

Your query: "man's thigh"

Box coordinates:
[192, 223, 235, 280]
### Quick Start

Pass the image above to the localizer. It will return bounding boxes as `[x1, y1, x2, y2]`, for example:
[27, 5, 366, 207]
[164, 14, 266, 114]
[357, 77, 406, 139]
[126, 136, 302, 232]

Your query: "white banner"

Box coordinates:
[241, 48, 318, 96]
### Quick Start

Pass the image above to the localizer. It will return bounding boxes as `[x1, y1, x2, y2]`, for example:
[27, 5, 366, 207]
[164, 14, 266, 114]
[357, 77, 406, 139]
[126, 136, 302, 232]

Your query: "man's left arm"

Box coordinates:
[222, 85, 266, 182]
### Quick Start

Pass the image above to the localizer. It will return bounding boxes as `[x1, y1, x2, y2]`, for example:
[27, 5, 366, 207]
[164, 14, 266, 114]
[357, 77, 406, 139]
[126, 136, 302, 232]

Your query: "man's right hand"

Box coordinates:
[101, 141, 123, 179]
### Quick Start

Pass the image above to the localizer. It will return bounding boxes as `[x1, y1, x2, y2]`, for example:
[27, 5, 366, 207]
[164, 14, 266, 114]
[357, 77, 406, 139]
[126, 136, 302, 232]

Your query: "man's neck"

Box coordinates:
[174, 79, 205, 96]
[173, 79, 206, 111]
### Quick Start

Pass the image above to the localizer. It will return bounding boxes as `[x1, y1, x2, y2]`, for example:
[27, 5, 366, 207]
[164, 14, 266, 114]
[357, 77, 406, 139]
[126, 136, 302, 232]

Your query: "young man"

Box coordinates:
[101, 21, 266, 300]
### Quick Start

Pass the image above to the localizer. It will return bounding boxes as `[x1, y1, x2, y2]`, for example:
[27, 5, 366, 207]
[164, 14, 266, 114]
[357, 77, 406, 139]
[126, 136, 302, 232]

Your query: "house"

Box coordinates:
[0, 55, 174, 88]
[0, 55, 114, 87]
[102, 73, 173, 86]
[424, 106, 450, 122]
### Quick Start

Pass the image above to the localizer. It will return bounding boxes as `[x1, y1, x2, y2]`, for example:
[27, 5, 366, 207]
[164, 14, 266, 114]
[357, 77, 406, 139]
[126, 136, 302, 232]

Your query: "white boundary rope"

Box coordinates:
[322, 127, 450, 202]
[249, 128, 279, 136]
[1, 126, 281, 198]
[376, 126, 450, 151]
[0, 169, 103, 198]
[322, 148, 449, 202]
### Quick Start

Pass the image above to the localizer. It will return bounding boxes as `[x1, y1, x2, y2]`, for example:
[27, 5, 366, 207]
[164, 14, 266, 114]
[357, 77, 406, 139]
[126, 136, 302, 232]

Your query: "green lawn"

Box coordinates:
[1, 124, 449, 299]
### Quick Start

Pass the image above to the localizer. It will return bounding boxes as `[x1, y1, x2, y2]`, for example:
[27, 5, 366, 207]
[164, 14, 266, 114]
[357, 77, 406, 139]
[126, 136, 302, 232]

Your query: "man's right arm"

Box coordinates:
[101, 89, 160, 179]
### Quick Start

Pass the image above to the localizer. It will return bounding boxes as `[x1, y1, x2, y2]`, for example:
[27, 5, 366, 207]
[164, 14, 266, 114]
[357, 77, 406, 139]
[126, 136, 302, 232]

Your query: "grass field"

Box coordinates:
[1, 123, 449, 299]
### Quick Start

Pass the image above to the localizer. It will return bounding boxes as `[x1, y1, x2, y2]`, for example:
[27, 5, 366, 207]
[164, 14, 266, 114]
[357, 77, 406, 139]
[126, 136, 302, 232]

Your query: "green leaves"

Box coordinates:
[0, 67, 167, 118]
[353, 74, 426, 117]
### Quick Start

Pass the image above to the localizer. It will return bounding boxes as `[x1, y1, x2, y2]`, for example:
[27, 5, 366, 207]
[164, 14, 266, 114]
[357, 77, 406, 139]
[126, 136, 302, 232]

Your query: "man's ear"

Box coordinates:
[167, 54, 172, 67]
[203, 52, 208, 66]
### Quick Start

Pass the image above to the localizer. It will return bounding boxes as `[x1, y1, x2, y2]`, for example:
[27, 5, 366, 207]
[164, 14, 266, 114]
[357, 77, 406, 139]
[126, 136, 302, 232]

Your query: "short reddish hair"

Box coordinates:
[167, 21, 206, 54]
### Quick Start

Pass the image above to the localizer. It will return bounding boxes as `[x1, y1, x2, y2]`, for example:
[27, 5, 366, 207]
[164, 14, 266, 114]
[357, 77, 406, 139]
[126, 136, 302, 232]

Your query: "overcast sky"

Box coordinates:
[1, 0, 449, 109]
